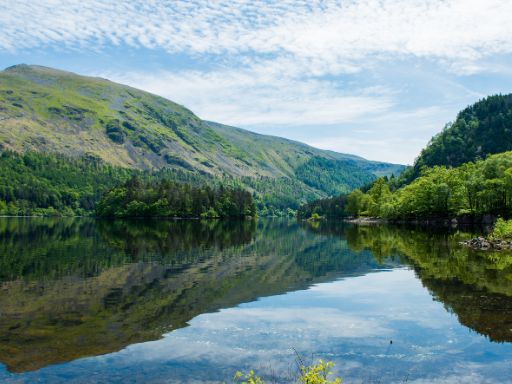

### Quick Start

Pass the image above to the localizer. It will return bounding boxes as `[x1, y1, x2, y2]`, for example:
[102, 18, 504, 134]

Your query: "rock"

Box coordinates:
[460, 236, 512, 251]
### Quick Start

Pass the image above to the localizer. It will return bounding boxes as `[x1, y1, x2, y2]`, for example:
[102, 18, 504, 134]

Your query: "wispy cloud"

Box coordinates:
[2, 1, 511, 163]
[2, 1, 512, 69]
[105, 67, 393, 126]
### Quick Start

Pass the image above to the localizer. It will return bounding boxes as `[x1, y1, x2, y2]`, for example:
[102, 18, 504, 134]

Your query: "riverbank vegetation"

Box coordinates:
[299, 151, 512, 220]
[0, 150, 132, 216]
[0, 150, 277, 217]
[299, 94, 512, 221]
[0, 149, 362, 218]
[491, 218, 512, 239]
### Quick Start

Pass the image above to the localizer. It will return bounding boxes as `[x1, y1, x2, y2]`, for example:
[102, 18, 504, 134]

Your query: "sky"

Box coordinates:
[1, 1, 512, 164]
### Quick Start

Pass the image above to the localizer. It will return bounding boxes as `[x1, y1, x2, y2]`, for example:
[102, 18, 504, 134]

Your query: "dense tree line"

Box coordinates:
[297, 195, 348, 219]
[0, 150, 377, 218]
[301, 94, 512, 220]
[299, 151, 512, 220]
[96, 177, 256, 218]
[295, 157, 376, 196]
[0, 150, 133, 216]
[0, 150, 360, 218]
[0, 150, 262, 217]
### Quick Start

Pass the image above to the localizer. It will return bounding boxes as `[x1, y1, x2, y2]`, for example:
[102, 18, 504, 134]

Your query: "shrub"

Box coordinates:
[105, 119, 126, 144]
[233, 360, 341, 384]
[491, 218, 512, 239]
[307, 213, 322, 221]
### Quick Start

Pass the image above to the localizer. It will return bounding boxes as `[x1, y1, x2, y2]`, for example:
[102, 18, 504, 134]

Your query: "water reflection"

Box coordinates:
[1, 218, 512, 382]
[0, 218, 385, 373]
[303, 221, 512, 342]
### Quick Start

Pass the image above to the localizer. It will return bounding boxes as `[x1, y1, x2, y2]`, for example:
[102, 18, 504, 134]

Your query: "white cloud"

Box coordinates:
[0, 0, 511, 74]
[105, 66, 393, 126]
[2, 0, 511, 163]
[1, 1, 512, 69]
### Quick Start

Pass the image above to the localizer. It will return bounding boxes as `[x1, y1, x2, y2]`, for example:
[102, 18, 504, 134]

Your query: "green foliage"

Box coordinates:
[233, 360, 341, 384]
[105, 118, 126, 144]
[345, 189, 365, 216]
[0, 64, 403, 214]
[298, 195, 348, 219]
[96, 177, 256, 218]
[307, 213, 322, 221]
[295, 157, 376, 196]
[403, 94, 512, 184]
[0, 150, 132, 216]
[233, 370, 265, 384]
[491, 218, 512, 239]
[298, 360, 342, 384]
[301, 151, 512, 219]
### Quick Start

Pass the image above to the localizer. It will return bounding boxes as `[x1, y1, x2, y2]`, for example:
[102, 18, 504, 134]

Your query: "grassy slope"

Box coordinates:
[0, 64, 404, 201]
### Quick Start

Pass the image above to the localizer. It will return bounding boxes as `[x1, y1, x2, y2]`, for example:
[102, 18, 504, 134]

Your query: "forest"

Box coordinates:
[0, 150, 258, 218]
[300, 94, 512, 220]
[390, 93, 512, 187]
[299, 151, 512, 220]
[0, 150, 133, 216]
[96, 177, 255, 218]
[0, 149, 372, 218]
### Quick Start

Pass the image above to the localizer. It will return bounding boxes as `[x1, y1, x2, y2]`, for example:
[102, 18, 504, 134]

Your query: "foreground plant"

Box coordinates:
[233, 360, 341, 384]
[298, 360, 341, 384]
[233, 370, 265, 384]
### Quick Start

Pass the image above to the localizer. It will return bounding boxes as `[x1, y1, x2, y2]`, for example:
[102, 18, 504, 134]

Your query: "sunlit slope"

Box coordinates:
[0, 64, 403, 197]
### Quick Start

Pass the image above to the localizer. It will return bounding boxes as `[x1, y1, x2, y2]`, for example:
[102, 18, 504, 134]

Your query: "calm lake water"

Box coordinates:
[1, 218, 512, 383]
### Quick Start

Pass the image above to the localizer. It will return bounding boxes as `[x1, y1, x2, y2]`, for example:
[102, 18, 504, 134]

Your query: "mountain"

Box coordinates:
[409, 94, 512, 178]
[0, 64, 403, 210]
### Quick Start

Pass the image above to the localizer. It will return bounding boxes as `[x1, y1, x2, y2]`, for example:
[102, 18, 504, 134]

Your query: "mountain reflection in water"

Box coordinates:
[0, 218, 511, 382]
[0, 218, 385, 373]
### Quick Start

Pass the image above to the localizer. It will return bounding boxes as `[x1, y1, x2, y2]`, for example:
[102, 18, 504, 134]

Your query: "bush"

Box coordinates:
[105, 119, 126, 144]
[298, 360, 341, 384]
[233, 360, 341, 384]
[491, 218, 512, 239]
[307, 213, 322, 221]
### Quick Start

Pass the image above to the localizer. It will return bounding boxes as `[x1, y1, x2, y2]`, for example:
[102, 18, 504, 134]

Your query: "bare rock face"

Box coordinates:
[459, 237, 512, 250]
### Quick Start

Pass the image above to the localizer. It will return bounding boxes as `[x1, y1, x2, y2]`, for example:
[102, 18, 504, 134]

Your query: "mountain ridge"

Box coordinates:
[0, 64, 404, 209]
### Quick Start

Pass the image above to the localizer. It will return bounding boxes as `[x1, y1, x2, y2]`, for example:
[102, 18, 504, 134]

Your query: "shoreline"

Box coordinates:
[339, 214, 498, 228]
[460, 237, 512, 251]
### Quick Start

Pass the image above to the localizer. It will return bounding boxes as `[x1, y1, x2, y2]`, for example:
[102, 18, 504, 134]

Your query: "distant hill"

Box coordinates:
[408, 94, 512, 178]
[0, 64, 404, 211]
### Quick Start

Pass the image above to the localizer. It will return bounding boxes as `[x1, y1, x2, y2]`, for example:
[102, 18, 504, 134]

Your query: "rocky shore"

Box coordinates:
[459, 237, 512, 250]
[344, 217, 382, 225]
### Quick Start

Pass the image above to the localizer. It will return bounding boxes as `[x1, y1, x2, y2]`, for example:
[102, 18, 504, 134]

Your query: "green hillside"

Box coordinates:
[0, 64, 403, 213]
[300, 93, 512, 220]
[400, 94, 512, 183]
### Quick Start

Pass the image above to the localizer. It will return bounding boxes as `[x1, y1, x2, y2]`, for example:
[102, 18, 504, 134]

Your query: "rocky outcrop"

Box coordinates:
[459, 237, 512, 250]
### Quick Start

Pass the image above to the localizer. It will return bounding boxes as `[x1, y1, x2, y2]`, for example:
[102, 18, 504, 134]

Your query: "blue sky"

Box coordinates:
[2, 1, 512, 164]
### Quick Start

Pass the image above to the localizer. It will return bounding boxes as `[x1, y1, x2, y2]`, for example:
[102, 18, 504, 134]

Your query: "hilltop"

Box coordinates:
[400, 93, 512, 183]
[0, 64, 403, 210]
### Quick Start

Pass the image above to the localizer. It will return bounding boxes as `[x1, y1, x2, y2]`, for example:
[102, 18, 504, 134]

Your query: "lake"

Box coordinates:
[0, 218, 512, 383]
